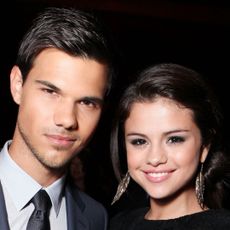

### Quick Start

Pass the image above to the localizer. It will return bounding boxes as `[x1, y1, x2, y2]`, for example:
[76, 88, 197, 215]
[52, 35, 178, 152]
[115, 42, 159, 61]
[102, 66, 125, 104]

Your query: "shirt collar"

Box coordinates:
[0, 140, 66, 216]
[45, 175, 66, 216]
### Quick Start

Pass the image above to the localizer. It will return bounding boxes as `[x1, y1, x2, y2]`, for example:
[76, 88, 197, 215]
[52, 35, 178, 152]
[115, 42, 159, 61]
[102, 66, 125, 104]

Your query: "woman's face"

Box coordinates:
[124, 97, 209, 201]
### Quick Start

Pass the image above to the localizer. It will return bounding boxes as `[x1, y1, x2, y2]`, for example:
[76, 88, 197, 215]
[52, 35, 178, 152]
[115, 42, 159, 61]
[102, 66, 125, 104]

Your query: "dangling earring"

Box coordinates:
[111, 172, 130, 205]
[195, 163, 205, 209]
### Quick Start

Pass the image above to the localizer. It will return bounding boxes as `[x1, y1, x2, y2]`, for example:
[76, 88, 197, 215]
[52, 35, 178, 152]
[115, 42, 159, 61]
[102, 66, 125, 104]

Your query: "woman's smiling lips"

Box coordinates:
[144, 169, 175, 183]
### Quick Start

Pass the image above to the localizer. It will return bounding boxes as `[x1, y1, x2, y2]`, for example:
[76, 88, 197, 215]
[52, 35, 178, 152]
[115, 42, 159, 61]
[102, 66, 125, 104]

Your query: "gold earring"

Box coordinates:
[195, 163, 205, 209]
[111, 172, 130, 205]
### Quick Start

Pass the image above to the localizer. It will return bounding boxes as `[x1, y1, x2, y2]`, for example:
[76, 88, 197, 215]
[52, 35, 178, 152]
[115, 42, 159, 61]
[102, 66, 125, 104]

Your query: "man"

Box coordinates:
[0, 7, 114, 229]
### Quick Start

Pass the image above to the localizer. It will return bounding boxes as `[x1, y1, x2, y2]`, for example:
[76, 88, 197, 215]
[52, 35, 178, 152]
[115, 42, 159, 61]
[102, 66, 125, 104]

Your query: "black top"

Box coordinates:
[109, 207, 230, 230]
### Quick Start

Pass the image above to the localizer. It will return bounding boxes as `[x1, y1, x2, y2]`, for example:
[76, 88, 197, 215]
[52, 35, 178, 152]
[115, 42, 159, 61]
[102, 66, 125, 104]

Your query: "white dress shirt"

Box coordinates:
[0, 141, 68, 230]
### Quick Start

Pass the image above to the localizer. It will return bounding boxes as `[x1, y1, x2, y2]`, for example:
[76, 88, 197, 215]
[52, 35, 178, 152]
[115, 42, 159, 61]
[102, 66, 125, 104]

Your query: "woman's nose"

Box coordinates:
[147, 145, 167, 166]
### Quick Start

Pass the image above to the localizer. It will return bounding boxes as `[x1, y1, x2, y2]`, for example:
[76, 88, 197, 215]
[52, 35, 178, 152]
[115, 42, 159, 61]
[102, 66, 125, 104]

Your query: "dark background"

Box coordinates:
[1, 0, 230, 215]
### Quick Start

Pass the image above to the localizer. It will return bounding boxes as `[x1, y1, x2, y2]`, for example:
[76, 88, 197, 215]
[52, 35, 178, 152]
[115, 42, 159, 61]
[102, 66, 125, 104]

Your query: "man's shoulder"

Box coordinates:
[65, 180, 107, 213]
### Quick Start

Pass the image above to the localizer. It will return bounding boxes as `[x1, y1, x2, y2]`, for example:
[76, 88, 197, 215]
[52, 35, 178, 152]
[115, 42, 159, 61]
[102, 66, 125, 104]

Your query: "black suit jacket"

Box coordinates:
[0, 179, 108, 230]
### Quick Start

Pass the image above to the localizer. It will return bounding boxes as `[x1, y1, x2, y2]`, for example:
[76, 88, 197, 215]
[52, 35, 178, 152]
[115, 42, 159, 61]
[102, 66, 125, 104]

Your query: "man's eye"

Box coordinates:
[80, 100, 97, 108]
[42, 88, 56, 94]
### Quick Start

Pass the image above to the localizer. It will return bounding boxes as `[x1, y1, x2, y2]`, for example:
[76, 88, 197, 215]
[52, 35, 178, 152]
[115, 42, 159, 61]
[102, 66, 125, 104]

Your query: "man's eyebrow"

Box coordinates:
[35, 80, 60, 92]
[35, 80, 104, 105]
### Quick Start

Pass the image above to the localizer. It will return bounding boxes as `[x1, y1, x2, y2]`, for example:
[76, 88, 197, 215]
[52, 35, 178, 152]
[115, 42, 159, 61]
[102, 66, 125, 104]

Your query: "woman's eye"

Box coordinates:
[168, 136, 184, 144]
[130, 138, 147, 146]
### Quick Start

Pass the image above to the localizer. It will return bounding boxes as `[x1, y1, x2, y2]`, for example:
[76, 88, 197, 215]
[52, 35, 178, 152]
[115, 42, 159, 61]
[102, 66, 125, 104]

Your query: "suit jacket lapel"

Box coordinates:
[65, 180, 89, 230]
[0, 181, 10, 230]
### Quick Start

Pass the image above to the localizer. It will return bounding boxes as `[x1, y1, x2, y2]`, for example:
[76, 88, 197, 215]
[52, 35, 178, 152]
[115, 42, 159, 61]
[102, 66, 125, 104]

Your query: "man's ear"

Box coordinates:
[10, 66, 23, 105]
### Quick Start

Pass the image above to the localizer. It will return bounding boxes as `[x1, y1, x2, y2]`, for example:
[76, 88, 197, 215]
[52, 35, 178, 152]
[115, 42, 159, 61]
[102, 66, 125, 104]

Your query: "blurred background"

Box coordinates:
[1, 0, 230, 215]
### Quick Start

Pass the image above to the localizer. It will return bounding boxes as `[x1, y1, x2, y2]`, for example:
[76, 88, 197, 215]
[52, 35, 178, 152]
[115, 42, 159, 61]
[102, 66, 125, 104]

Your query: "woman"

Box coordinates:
[109, 63, 230, 229]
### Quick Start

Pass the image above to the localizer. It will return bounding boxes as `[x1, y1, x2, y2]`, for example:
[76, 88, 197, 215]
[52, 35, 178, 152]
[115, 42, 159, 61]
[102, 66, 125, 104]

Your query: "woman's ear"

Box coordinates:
[200, 145, 210, 163]
[10, 66, 23, 105]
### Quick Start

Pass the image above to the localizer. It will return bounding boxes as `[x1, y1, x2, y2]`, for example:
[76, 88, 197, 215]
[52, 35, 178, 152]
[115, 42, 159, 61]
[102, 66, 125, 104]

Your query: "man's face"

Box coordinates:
[10, 48, 108, 171]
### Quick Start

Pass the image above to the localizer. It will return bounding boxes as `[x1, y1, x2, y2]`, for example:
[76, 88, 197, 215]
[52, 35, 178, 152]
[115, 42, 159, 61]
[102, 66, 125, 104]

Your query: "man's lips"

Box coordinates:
[47, 134, 76, 141]
[45, 134, 78, 146]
